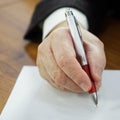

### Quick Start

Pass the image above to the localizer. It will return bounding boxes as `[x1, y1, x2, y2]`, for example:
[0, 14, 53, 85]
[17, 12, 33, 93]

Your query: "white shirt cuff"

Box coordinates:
[42, 7, 89, 39]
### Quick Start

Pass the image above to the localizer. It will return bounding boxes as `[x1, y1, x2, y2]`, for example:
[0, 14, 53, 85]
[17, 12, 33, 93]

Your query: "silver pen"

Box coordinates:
[65, 9, 98, 106]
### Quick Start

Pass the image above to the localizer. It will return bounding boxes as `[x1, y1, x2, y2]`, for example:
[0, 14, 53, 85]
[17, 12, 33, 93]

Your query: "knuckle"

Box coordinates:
[53, 71, 66, 85]
[98, 40, 104, 48]
[95, 37, 104, 48]
[99, 39, 104, 46]
[69, 69, 86, 86]
[57, 55, 70, 69]
[74, 73, 85, 85]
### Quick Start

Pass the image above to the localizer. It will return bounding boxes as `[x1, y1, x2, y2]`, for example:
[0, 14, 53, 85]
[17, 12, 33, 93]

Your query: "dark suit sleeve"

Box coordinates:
[24, 0, 108, 42]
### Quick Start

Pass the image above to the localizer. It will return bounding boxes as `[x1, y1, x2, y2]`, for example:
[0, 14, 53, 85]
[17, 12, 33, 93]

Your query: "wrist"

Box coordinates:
[51, 21, 86, 33]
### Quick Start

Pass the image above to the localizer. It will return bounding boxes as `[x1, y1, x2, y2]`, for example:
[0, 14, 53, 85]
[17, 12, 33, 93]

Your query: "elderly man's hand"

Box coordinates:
[36, 22, 106, 93]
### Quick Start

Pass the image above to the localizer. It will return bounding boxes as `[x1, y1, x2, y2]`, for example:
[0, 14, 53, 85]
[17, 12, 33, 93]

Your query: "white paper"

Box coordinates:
[1, 66, 120, 120]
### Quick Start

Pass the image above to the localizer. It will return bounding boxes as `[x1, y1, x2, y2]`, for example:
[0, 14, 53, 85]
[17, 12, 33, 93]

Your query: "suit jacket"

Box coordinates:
[24, 0, 119, 42]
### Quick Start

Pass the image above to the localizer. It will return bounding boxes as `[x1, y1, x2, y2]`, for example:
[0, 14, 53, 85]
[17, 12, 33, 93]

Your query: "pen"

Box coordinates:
[65, 9, 98, 106]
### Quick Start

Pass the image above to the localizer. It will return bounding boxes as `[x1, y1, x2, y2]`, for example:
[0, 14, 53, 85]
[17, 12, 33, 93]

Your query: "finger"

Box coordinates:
[88, 51, 104, 90]
[37, 55, 69, 91]
[81, 28, 106, 90]
[51, 28, 92, 92]
[40, 41, 84, 93]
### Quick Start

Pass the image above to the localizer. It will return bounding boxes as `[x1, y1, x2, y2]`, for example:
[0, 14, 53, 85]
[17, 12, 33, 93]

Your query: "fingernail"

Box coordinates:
[80, 83, 89, 92]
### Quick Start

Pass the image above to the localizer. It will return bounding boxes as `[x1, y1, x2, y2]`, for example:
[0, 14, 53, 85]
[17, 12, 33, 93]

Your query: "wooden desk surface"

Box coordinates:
[0, 0, 120, 113]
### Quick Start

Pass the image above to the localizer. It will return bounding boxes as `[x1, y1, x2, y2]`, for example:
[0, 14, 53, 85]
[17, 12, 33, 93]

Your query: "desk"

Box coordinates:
[0, 0, 120, 113]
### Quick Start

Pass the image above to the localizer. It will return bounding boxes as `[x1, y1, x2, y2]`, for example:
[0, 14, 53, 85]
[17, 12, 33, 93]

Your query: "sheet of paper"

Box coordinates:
[1, 66, 120, 120]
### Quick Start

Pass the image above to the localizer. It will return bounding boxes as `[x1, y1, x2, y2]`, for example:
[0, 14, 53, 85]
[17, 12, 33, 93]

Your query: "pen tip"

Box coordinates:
[92, 92, 98, 106]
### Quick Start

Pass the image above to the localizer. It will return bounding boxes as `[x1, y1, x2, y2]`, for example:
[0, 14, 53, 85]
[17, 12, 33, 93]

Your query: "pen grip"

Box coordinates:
[82, 65, 96, 93]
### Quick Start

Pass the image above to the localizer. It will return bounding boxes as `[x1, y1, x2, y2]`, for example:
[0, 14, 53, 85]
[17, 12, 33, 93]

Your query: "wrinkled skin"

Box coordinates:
[36, 22, 106, 93]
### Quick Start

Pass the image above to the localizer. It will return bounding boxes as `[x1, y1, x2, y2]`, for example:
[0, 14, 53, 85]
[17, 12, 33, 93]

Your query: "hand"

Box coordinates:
[36, 22, 106, 93]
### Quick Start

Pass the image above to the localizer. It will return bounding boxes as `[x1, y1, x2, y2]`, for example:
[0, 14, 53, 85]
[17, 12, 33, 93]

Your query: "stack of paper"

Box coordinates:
[1, 66, 120, 120]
